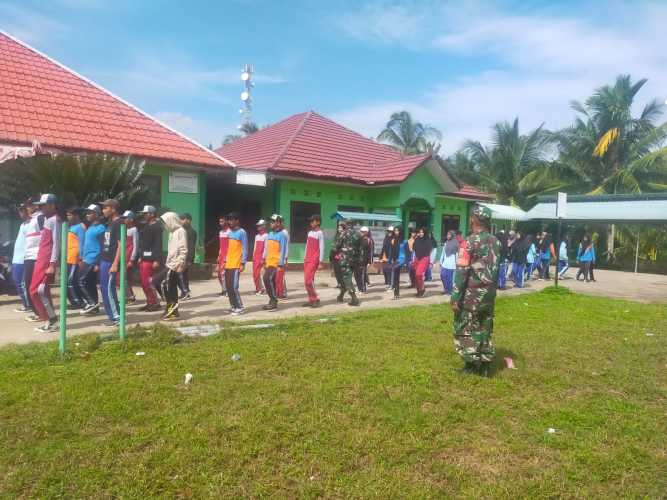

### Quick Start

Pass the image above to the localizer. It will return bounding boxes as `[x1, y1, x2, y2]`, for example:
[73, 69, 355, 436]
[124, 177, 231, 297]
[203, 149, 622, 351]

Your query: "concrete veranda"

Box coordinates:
[0, 267, 665, 348]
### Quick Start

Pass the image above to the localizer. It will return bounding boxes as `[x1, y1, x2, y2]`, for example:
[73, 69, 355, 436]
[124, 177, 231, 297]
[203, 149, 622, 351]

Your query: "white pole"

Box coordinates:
[634, 230, 640, 274]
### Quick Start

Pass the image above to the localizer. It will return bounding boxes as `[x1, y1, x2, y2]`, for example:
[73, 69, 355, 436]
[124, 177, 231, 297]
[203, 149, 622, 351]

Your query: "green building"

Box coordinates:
[214, 111, 490, 262]
[1, 33, 489, 265]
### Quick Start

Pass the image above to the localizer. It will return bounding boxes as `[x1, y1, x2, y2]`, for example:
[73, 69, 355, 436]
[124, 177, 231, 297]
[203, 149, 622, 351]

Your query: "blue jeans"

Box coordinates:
[11, 263, 29, 308]
[498, 260, 509, 288]
[99, 260, 119, 321]
[440, 267, 455, 294]
[512, 263, 525, 288]
[425, 264, 432, 282]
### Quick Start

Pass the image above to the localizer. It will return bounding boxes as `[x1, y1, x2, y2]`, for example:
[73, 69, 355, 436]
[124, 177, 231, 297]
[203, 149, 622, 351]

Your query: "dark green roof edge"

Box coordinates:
[537, 193, 667, 203]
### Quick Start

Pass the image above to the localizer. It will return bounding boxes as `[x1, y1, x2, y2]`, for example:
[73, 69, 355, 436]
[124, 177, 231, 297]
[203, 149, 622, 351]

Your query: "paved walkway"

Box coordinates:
[0, 268, 665, 348]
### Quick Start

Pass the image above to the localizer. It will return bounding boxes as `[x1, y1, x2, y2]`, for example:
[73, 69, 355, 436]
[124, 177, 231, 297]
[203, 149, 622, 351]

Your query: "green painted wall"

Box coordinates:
[143, 164, 205, 263]
[276, 178, 370, 263]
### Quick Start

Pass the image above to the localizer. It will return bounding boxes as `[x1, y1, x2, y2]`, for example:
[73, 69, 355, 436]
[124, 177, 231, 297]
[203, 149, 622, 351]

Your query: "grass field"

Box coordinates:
[1, 288, 665, 498]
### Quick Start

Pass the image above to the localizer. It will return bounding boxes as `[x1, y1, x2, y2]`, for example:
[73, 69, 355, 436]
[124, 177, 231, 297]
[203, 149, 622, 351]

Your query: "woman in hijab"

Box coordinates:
[439, 230, 458, 294]
[510, 232, 528, 288]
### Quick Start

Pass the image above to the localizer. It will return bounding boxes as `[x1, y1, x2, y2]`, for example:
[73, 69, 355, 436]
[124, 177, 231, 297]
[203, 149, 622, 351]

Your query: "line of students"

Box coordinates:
[11, 195, 199, 331]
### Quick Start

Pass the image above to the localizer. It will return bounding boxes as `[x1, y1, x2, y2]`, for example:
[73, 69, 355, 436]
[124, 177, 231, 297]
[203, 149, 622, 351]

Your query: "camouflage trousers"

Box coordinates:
[333, 260, 356, 293]
[453, 309, 495, 363]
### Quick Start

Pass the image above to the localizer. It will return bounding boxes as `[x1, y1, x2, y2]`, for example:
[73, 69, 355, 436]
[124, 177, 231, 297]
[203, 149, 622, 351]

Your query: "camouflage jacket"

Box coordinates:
[451, 231, 500, 312]
[332, 226, 361, 267]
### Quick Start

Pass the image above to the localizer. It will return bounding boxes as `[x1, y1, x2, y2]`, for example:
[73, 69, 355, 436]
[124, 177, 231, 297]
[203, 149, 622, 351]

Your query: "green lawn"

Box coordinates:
[1, 288, 665, 498]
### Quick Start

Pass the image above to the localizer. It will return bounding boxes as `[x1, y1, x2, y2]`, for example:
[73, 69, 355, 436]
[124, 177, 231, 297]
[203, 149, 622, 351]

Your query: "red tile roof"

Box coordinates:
[450, 184, 493, 200]
[216, 111, 431, 185]
[0, 31, 231, 168]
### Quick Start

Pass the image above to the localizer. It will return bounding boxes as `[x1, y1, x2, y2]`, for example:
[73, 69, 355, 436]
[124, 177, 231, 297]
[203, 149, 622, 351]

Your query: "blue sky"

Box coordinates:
[2, 0, 666, 153]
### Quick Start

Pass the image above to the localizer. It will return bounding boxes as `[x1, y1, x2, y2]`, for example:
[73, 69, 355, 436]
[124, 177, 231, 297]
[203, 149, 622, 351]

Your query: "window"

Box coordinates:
[441, 214, 460, 242]
[290, 201, 320, 243]
[141, 175, 162, 207]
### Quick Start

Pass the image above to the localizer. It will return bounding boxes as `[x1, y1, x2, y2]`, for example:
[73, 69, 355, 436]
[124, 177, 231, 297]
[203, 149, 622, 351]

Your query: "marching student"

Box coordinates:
[79, 204, 105, 315]
[524, 235, 537, 281]
[121, 210, 138, 304]
[224, 212, 248, 315]
[155, 212, 188, 321]
[380, 226, 394, 289]
[28, 194, 61, 333]
[407, 229, 417, 288]
[138, 205, 162, 312]
[11, 203, 31, 313]
[496, 229, 509, 289]
[511, 232, 528, 288]
[440, 230, 458, 295]
[389, 227, 407, 300]
[303, 214, 324, 307]
[177, 213, 197, 300]
[217, 215, 230, 296]
[413, 227, 433, 297]
[65, 207, 87, 309]
[262, 215, 288, 311]
[252, 220, 267, 295]
[576, 235, 596, 282]
[23, 199, 45, 321]
[558, 236, 569, 279]
[99, 199, 122, 327]
[355, 226, 372, 294]
[276, 217, 290, 299]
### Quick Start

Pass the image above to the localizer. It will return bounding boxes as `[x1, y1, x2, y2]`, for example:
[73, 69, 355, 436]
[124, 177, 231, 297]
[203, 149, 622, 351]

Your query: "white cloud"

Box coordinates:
[154, 111, 236, 149]
[0, 3, 68, 45]
[90, 52, 286, 105]
[332, 1, 667, 154]
[334, 2, 428, 45]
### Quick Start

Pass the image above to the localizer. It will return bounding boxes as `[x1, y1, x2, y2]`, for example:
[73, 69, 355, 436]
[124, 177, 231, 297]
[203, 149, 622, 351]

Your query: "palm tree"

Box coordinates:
[222, 121, 261, 146]
[552, 75, 667, 256]
[0, 154, 148, 210]
[377, 111, 442, 155]
[463, 118, 558, 208]
[553, 75, 667, 194]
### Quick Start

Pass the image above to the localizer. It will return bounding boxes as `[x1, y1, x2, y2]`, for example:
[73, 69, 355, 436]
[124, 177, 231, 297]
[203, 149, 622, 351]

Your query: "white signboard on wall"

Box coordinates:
[556, 192, 567, 218]
[237, 169, 267, 186]
[169, 171, 198, 193]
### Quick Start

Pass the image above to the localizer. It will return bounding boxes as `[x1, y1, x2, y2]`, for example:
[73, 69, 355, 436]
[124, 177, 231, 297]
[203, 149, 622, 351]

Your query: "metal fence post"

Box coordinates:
[58, 221, 68, 354]
[119, 223, 126, 340]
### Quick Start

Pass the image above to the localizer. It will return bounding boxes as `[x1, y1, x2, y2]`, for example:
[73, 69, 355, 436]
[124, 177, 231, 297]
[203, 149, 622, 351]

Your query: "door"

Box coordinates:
[441, 214, 460, 242]
[241, 201, 261, 261]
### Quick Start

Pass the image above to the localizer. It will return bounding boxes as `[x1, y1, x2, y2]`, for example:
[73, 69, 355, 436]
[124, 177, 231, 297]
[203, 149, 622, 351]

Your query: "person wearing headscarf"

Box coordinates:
[510, 231, 528, 288]
[439, 230, 458, 294]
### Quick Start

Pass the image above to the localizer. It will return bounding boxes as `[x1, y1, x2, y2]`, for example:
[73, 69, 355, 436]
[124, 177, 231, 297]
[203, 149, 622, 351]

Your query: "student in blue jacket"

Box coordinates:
[576, 235, 596, 282]
[388, 227, 408, 300]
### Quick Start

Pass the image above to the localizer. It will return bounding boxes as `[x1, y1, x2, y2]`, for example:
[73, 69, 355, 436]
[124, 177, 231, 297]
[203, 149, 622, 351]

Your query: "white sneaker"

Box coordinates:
[230, 308, 246, 316]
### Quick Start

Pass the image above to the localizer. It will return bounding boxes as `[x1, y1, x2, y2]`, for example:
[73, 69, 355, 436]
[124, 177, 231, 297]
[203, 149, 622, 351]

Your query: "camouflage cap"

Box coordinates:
[471, 204, 492, 222]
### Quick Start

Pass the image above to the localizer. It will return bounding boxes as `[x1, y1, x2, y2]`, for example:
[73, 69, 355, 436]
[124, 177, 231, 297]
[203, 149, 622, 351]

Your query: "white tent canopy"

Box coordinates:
[479, 203, 529, 221]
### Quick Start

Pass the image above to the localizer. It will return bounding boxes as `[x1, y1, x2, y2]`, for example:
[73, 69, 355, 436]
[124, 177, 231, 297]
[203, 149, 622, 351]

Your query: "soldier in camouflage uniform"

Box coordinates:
[451, 205, 500, 376]
[331, 219, 361, 306]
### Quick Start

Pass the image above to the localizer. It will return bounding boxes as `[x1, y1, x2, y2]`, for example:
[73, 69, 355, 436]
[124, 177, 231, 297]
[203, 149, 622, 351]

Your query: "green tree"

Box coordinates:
[463, 118, 559, 207]
[552, 75, 667, 194]
[0, 154, 147, 210]
[377, 111, 442, 155]
[223, 121, 261, 145]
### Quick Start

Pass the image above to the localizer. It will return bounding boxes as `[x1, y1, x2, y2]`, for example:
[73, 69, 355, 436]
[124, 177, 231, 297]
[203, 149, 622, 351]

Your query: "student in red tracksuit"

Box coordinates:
[302, 214, 324, 308]
[28, 194, 61, 333]
[217, 215, 230, 296]
[252, 219, 267, 294]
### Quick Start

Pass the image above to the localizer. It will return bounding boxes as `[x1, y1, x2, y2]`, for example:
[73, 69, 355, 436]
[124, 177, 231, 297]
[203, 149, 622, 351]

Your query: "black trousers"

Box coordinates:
[354, 265, 367, 292]
[263, 266, 278, 302]
[78, 262, 99, 306]
[177, 265, 190, 294]
[392, 263, 401, 297]
[155, 268, 179, 307]
[383, 262, 392, 285]
[225, 268, 243, 309]
[23, 259, 36, 312]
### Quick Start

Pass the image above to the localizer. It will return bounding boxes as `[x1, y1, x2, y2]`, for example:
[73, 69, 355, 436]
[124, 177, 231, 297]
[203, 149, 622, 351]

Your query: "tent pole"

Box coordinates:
[634, 230, 640, 274]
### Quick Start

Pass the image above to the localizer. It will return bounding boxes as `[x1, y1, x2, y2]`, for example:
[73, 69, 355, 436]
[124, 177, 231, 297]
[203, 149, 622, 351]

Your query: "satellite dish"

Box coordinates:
[241, 71, 250, 81]
[241, 91, 249, 101]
